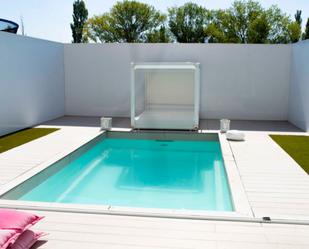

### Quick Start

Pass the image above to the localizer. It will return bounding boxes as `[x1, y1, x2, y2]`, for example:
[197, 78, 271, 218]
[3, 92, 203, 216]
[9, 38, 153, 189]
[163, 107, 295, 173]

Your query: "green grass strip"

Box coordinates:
[270, 135, 309, 174]
[0, 128, 59, 153]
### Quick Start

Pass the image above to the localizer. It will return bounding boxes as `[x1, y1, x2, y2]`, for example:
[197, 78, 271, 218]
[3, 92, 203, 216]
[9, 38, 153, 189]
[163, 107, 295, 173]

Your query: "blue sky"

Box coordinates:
[1, 0, 308, 42]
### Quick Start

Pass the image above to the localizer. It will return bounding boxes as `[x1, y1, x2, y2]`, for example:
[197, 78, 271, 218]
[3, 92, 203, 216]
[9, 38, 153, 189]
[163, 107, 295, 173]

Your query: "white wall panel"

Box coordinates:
[0, 32, 65, 136]
[288, 40, 309, 131]
[64, 43, 291, 120]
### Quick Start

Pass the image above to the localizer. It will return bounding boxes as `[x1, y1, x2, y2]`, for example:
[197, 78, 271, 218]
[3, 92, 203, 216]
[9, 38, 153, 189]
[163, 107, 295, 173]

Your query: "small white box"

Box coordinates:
[220, 119, 230, 133]
[101, 117, 112, 130]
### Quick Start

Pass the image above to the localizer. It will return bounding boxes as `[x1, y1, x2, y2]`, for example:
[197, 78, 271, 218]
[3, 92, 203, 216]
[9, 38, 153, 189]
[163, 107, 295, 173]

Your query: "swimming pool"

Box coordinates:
[1, 132, 234, 212]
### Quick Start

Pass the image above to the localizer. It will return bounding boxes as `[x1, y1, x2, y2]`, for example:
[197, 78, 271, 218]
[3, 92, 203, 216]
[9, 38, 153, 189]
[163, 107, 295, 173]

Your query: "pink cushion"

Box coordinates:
[0, 209, 44, 232]
[0, 230, 19, 249]
[9, 230, 46, 249]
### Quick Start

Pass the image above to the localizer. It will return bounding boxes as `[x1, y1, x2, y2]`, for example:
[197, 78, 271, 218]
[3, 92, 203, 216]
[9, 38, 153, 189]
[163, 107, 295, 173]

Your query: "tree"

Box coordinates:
[288, 22, 302, 43]
[70, 0, 88, 43]
[291, 10, 302, 43]
[248, 13, 270, 43]
[229, 0, 267, 43]
[83, 0, 305, 44]
[207, 1, 269, 43]
[146, 26, 171, 43]
[266, 6, 301, 43]
[84, 0, 165, 43]
[302, 18, 309, 40]
[207, 1, 301, 44]
[168, 3, 209, 43]
[295, 10, 302, 25]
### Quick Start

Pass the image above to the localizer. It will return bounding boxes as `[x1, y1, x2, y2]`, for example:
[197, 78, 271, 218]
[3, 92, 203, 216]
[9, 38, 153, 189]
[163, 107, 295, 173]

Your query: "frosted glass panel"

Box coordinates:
[146, 71, 194, 106]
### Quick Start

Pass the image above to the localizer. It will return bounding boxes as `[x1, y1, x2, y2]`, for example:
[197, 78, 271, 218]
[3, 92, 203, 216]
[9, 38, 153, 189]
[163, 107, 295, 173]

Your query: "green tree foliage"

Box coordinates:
[207, 1, 269, 43]
[288, 22, 302, 43]
[267, 6, 302, 43]
[207, 1, 302, 44]
[70, 0, 88, 43]
[247, 13, 270, 43]
[229, 0, 268, 43]
[290, 10, 302, 43]
[146, 26, 171, 43]
[168, 3, 209, 43]
[302, 18, 309, 40]
[84, 0, 165, 43]
[83, 0, 305, 44]
[295, 10, 302, 25]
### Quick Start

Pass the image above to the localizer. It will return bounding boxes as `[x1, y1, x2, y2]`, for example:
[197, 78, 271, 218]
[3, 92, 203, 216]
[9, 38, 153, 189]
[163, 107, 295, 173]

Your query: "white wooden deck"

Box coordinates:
[31, 210, 309, 249]
[0, 126, 100, 186]
[0, 116, 308, 248]
[229, 132, 309, 220]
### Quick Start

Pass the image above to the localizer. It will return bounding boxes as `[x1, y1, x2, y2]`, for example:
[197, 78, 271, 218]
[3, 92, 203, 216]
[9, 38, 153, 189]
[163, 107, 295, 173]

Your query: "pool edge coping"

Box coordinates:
[217, 132, 253, 217]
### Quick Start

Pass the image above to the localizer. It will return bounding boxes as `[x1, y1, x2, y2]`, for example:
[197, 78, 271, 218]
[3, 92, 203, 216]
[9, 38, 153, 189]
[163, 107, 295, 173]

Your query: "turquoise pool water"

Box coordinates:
[19, 138, 233, 211]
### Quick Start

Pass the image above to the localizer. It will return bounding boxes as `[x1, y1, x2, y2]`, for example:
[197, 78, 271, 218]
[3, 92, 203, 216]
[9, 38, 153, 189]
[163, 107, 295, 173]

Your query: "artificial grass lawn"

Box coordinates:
[0, 128, 59, 153]
[270, 135, 309, 174]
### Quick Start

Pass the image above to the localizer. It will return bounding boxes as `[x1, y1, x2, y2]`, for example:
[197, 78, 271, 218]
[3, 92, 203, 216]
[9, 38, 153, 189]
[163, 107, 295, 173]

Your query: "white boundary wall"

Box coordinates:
[0, 32, 65, 136]
[2, 35, 308, 134]
[64, 44, 291, 120]
[288, 40, 309, 131]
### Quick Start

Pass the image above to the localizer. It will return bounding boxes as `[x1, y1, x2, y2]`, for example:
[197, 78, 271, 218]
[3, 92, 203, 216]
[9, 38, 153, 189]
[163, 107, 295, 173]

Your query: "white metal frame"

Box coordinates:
[130, 62, 200, 130]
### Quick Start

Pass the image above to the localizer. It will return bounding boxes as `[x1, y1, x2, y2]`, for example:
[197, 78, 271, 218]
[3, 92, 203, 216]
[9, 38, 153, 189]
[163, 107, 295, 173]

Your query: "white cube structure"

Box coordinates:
[100, 117, 112, 130]
[131, 62, 200, 130]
